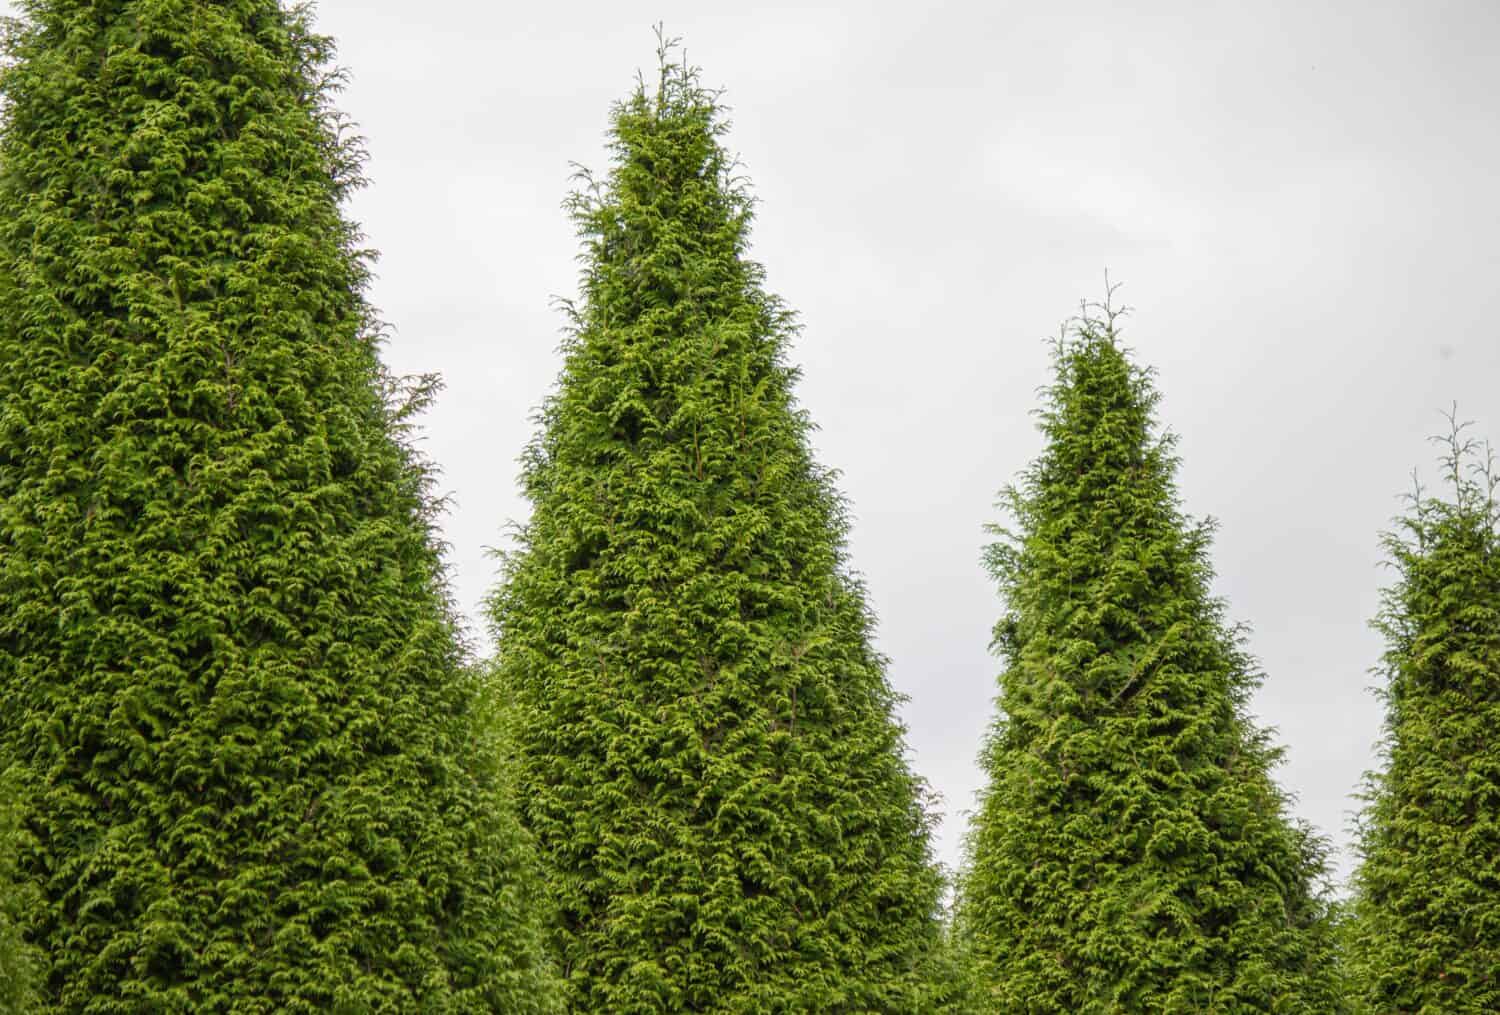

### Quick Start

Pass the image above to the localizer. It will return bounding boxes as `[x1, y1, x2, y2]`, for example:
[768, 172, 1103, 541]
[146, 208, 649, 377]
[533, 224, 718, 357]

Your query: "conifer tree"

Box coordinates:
[1348, 424, 1500, 1013]
[0, 1, 555, 1009]
[956, 300, 1342, 1013]
[491, 40, 949, 1013]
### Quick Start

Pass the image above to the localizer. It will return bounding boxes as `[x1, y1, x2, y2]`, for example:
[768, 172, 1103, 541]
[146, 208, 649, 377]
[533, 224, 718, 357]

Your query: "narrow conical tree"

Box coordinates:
[0, 1, 555, 1009]
[491, 42, 949, 1013]
[956, 302, 1342, 1012]
[1348, 425, 1500, 1013]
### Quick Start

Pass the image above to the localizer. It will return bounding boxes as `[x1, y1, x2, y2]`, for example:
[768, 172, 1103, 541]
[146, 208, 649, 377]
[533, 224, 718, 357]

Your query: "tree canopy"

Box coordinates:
[0, 1, 556, 1008]
[1348, 423, 1500, 1013]
[957, 301, 1342, 1013]
[491, 41, 951, 1013]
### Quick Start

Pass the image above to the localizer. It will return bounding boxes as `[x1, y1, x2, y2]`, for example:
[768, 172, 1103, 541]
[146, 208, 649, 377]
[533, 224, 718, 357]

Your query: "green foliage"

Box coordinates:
[956, 301, 1342, 1013]
[1347, 425, 1500, 1013]
[0, 0, 556, 1009]
[1, 772, 39, 1015]
[490, 40, 948, 1013]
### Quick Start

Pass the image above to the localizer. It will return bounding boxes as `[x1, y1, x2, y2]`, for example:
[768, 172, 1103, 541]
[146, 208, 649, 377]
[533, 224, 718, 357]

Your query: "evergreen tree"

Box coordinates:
[0, 1, 555, 1009]
[1348, 424, 1500, 1013]
[956, 300, 1341, 1013]
[491, 41, 949, 1013]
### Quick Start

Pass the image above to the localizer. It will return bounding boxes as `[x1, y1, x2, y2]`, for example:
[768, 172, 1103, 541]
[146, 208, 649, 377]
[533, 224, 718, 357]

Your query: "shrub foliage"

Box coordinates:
[0, 773, 39, 1015]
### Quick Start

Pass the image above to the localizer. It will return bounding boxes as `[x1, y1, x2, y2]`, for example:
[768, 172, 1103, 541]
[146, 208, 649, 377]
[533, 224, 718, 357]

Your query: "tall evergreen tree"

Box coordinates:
[956, 301, 1341, 1013]
[1348, 425, 1500, 1013]
[0, 1, 555, 1009]
[491, 42, 949, 1013]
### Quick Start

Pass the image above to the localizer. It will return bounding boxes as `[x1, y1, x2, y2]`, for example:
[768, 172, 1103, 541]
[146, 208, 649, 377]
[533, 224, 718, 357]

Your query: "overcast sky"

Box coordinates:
[304, 0, 1500, 887]
[13, 0, 1497, 886]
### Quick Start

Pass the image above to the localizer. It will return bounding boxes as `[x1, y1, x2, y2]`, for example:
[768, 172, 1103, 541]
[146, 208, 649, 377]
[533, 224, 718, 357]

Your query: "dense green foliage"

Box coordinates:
[956, 306, 1342, 1013]
[491, 47, 950, 1013]
[0, 1, 555, 1009]
[1347, 430, 1500, 1013]
[1, 773, 38, 1015]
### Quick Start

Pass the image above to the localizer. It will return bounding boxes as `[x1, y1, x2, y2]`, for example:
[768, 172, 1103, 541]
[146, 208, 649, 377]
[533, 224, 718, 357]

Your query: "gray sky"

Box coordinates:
[12, 0, 1499, 886]
[321, 0, 1498, 888]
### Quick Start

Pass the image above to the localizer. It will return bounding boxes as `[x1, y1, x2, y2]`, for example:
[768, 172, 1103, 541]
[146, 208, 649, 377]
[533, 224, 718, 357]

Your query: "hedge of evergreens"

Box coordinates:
[0, 5, 1491, 1012]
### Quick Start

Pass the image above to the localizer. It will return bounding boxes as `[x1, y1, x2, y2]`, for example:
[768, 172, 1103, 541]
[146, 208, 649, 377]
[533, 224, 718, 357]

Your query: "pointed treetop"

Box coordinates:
[1349, 411, 1500, 1012]
[493, 33, 950, 1011]
[960, 289, 1342, 1012]
[0, 0, 559, 1007]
